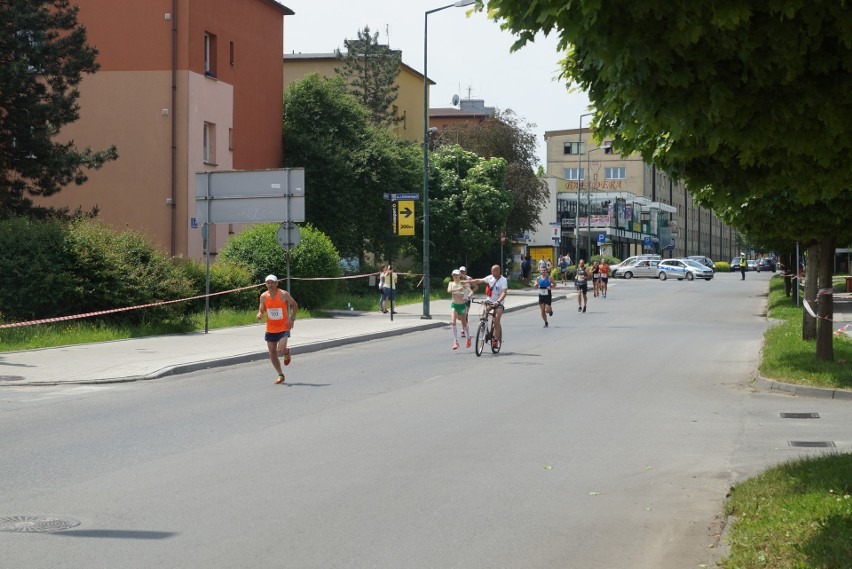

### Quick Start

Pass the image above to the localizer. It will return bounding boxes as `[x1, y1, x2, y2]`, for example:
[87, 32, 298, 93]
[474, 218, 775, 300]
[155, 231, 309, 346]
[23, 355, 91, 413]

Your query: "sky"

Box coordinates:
[280, 0, 591, 167]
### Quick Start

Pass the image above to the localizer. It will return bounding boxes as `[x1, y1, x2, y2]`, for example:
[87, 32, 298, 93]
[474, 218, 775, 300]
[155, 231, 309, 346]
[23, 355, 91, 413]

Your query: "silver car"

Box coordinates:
[657, 258, 714, 281]
[615, 259, 659, 279]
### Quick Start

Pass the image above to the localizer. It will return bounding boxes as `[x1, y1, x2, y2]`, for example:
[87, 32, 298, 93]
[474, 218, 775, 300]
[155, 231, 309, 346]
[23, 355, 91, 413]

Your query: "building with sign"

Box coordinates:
[543, 127, 740, 262]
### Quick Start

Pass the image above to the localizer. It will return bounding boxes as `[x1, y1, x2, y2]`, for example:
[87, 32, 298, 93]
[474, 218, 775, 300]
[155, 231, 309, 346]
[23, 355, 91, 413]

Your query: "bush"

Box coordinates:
[182, 259, 257, 312]
[0, 218, 194, 325]
[218, 223, 341, 309]
[715, 262, 731, 272]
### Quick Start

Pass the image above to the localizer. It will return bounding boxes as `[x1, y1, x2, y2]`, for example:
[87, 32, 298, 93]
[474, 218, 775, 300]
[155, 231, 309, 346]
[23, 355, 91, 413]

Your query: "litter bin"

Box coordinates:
[846, 277, 852, 293]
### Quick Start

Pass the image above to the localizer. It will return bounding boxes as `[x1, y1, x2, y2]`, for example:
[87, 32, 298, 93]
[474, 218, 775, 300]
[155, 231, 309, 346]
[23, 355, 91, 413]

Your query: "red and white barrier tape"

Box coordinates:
[834, 324, 851, 337]
[0, 270, 426, 330]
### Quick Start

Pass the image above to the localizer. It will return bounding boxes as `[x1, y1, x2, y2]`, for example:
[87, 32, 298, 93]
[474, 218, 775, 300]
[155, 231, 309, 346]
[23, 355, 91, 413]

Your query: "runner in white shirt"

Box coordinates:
[466, 264, 508, 346]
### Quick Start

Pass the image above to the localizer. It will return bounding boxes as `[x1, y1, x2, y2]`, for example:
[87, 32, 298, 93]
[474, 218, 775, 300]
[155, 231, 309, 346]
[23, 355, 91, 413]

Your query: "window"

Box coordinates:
[203, 122, 216, 164]
[562, 168, 585, 181]
[605, 167, 626, 180]
[229, 41, 234, 65]
[563, 141, 585, 155]
[204, 33, 217, 77]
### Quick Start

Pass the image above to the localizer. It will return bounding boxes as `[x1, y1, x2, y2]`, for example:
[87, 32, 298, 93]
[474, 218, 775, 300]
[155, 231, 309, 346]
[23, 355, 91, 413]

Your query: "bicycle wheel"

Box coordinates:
[475, 320, 486, 357]
[490, 323, 502, 354]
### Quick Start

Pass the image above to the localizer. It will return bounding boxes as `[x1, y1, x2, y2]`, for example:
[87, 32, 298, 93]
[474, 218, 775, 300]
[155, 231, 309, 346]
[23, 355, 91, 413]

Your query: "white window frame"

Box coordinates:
[562, 167, 585, 181]
[203, 122, 216, 164]
[605, 167, 626, 180]
[563, 141, 585, 155]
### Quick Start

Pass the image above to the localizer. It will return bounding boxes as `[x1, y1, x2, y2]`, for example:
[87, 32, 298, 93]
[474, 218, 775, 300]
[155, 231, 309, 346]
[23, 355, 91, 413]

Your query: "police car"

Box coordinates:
[657, 258, 714, 281]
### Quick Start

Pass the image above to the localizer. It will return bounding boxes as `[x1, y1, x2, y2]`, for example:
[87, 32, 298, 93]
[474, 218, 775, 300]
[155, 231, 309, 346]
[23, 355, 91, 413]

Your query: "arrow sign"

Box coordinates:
[397, 200, 415, 235]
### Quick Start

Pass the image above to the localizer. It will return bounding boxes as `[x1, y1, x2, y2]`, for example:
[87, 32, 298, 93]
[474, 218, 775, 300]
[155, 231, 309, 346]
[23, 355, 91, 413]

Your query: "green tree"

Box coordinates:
[282, 73, 420, 260]
[418, 144, 512, 277]
[438, 108, 548, 239]
[0, 0, 117, 218]
[335, 26, 402, 128]
[486, 1, 852, 204]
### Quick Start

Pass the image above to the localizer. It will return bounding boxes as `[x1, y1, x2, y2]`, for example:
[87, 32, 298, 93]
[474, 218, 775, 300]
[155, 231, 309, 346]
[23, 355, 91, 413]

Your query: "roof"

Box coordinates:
[266, 0, 295, 15]
[430, 107, 492, 119]
[284, 52, 434, 84]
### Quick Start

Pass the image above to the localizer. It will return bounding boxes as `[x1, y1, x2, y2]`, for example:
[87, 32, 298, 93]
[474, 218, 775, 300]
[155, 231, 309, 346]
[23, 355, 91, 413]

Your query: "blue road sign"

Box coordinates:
[391, 193, 421, 201]
[597, 233, 606, 244]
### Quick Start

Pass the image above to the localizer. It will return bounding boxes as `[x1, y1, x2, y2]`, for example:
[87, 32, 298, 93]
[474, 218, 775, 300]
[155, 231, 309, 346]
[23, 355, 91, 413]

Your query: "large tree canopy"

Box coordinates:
[438, 108, 548, 237]
[416, 144, 512, 276]
[485, 1, 852, 204]
[0, 0, 117, 218]
[282, 74, 420, 259]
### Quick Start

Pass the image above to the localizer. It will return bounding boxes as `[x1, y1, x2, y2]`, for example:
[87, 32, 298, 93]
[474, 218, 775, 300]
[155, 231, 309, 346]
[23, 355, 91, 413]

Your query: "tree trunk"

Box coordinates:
[802, 241, 819, 340]
[816, 235, 836, 362]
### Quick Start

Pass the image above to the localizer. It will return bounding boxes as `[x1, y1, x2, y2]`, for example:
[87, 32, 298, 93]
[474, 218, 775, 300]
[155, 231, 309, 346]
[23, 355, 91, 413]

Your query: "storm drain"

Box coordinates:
[0, 516, 80, 533]
[780, 412, 820, 419]
[788, 441, 836, 448]
[0, 376, 25, 382]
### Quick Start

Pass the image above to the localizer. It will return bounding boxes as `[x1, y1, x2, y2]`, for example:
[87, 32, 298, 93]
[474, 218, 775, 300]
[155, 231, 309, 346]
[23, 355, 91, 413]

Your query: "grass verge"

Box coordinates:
[722, 454, 852, 569]
[759, 275, 852, 390]
[0, 291, 446, 352]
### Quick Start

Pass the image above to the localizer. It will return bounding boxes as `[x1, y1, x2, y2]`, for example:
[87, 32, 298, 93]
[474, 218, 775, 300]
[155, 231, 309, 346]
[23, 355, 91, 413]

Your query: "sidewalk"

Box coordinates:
[0, 291, 556, 387]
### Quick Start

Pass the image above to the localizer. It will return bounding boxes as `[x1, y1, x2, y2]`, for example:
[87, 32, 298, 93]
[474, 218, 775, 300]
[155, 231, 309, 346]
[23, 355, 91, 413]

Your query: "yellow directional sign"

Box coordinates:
[396, 200, 415, 236]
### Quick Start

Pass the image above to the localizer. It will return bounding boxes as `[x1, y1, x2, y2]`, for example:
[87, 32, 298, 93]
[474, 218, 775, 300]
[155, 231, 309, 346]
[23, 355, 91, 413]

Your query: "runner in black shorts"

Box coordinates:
[575, 259, 589, 313]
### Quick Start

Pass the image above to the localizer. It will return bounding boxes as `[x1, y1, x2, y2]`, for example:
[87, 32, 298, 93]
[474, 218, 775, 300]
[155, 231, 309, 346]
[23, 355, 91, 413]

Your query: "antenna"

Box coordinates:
[451, 94, 460, 106]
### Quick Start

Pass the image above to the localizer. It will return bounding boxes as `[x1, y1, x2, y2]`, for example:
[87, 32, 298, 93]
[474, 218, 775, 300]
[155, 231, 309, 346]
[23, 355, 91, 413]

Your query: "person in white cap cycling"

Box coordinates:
[256, 275, 299, 384]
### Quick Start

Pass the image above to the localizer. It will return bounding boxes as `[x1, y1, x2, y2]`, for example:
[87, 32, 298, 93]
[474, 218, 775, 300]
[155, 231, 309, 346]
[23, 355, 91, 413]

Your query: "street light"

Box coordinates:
[576, 112, 594, 263]
[422, 0, 474, 319]
[586, 145, 605, 257]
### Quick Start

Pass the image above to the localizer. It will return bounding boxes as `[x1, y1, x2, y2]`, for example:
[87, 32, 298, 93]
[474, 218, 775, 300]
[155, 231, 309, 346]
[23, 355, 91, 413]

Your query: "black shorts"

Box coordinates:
[538, 292, 552, 305]
[600, 277, 608, 284]
[575, 281, 588, 293]
[265, 330, 290, 343]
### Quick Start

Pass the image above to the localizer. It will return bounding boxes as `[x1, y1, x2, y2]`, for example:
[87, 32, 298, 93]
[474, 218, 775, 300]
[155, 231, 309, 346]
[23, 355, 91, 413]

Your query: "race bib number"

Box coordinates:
[267, 307, 284, 320]
[539, 289, 548, 296]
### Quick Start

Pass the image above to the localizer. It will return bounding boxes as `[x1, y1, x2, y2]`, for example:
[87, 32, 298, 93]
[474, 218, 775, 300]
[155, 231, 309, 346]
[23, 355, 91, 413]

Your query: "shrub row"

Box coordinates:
[0, 219, 342, 326]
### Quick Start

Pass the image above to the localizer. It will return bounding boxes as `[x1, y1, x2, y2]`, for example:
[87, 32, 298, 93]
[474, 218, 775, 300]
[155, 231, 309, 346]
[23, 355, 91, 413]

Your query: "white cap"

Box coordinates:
[459, 266, 467, 272]
[452, 269, 461, 275]
[265, 274, 278, 282]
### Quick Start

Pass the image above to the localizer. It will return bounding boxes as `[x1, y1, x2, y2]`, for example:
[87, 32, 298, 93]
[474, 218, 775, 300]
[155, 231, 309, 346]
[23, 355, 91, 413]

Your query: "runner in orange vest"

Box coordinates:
[256, 274, 299, 384]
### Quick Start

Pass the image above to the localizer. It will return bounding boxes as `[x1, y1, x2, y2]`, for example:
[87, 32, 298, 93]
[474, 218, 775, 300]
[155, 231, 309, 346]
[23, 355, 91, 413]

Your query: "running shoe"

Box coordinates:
[549, 308, 554, 316]
[466, 337, 471, 348]
[275, 374, 285, 384]
[460, 330, 466, 338]
[578, 306, 582, 312]
[583, 306, 587, 313]
[283, 350, 291, 366]
[544, 321, 549, 328]
[453, 341, 459, 350]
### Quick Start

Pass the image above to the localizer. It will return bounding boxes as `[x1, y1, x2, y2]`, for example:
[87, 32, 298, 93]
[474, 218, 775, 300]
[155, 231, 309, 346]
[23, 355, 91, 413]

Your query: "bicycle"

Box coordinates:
[471, 299, 503, 356]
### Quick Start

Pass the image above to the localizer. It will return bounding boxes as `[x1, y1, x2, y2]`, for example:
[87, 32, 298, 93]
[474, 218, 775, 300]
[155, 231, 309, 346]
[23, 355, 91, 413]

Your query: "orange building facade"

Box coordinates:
[38, 0, 293, 259]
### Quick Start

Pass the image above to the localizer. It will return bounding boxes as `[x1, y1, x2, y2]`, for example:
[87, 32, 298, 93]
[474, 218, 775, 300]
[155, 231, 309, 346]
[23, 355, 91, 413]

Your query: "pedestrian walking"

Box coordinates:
[256, 275, 299, 384]
[521, 256, 532, 284]
[536, 265, 554, 327]
[383, 265, 398, 313]
[575, 260, 589, 313]
[559, 256, 569, 285]
[378, 265, 388, 313]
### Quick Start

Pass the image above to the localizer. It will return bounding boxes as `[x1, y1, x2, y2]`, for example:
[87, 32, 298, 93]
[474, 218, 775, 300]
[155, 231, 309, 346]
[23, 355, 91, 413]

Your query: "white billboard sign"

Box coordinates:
[195, 169, 305, 224]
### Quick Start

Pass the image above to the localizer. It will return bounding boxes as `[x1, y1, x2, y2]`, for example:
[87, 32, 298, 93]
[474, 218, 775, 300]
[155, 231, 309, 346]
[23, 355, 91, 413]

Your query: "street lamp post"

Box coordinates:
[422, 0, 474, 319]
[586, 146, 604, 258]
[576, 112, 594, 263]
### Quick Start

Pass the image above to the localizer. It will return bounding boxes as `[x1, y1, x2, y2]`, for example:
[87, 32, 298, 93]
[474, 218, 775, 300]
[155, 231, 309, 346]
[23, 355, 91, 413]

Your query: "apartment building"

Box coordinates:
[38, 0, 293, 259]
[542, 127, 738, 263]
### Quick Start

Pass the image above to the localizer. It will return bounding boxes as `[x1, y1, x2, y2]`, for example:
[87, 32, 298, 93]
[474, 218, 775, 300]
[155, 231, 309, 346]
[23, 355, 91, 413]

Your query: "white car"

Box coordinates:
[657, 258, 714, 281]
[611, 255, 660, 277]
[615, 259, 659, 279]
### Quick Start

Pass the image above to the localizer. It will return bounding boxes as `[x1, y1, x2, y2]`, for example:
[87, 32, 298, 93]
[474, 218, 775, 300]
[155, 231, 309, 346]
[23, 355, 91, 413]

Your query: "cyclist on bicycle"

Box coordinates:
[466, 264, 508, 346]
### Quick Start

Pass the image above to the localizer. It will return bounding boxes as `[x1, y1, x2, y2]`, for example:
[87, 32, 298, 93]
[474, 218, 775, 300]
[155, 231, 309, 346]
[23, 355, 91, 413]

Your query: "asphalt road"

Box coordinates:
[2, 272, 850, 568]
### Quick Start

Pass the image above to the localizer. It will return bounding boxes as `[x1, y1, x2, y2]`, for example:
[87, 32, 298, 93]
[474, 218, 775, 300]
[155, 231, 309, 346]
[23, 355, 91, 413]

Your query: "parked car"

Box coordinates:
[747, 259, 757, 271]
[756, 258, 776, 272]
[688, 255, 715, 272]
[610, 255, 660, 277]
[731, 257, 747, 271]
[615, 259, 660, 279]
[657, 258, 714, 281]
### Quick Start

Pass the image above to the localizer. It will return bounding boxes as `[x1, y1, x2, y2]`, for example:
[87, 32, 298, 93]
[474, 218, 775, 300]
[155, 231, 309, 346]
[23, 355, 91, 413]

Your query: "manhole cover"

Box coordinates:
[0, 516, 80, 533]
[0, 376, 25, 382]
[781, 412, 820, 419]
[788, 441, 836, 448]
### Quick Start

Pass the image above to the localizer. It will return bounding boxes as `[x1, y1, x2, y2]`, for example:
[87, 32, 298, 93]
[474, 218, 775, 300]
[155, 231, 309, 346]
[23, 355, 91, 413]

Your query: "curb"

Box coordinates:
[754, 374, 852, 401]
